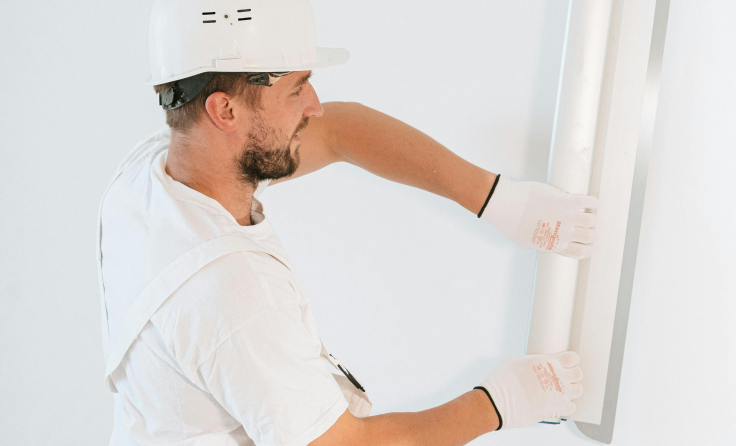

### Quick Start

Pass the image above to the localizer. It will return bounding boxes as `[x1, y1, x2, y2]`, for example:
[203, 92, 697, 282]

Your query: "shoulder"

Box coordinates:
[101, 128, 171, 213]
[118, 128, 171, 173]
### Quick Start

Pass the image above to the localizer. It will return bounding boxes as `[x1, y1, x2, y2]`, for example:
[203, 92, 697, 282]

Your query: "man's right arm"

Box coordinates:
[311, 389, 498, 446]
[311, 351, 584, 446]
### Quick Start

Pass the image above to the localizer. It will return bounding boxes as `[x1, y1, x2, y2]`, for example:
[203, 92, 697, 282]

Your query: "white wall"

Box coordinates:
[0, 1, 733, 445]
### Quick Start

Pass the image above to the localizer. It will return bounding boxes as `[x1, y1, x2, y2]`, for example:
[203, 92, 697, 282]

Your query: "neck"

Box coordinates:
[165, 130, 255, 226]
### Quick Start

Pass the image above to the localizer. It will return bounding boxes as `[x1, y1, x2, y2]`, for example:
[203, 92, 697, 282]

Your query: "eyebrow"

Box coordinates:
[294, 71, 313, 88]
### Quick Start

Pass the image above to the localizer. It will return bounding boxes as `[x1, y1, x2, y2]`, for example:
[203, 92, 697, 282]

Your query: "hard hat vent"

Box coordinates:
[238, 9, 252, 21]
[201, 9, 252, 23]
[202, 11, 215, 24]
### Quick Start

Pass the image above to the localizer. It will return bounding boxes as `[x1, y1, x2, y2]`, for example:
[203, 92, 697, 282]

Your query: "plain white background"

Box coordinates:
[1, 1, 734, 445]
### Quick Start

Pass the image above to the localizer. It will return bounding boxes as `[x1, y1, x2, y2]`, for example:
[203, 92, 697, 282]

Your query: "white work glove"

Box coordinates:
[479, 175, 599, 259]
[474, 351, 583, 430]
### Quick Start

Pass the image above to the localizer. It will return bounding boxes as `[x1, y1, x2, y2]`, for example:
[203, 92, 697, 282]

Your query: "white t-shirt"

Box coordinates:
[99, 129, 348, 446]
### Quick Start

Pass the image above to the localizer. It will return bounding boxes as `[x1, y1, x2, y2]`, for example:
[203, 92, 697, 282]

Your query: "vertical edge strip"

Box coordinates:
[575, 0, 671, 443]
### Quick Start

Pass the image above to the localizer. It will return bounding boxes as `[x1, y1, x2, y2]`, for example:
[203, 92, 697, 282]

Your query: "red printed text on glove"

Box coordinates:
[533, 362, 564, 394]
[531, 220, 561, 251]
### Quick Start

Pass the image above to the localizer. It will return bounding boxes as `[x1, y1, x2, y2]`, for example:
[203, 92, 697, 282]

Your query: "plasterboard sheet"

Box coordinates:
[569, 0, 659, 424]
[527, 0, 613, 357]
[526, 0, 662, 428]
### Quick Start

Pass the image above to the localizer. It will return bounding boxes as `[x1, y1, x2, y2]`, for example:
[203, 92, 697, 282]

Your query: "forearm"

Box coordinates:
[324, 102, 497, 215]
[360, 389, 498, 446]
[311, 389, 497, 446]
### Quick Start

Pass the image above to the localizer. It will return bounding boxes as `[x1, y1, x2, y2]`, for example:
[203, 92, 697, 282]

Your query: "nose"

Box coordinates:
[303, 82, 324, 118]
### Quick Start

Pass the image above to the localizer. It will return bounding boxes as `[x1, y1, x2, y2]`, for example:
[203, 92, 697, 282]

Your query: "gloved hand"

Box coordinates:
[475, 351, 583, 430]
[479, 175, 599, 259]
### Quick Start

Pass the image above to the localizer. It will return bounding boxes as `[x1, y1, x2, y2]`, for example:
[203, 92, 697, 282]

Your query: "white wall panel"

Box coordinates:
[1, 1, 734, 445]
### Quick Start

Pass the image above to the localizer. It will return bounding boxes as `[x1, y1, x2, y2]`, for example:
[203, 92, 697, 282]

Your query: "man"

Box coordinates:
[97, 1, 595, 445]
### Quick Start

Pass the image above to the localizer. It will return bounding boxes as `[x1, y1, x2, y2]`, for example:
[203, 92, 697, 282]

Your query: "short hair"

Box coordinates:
[153, 74, 264, 132]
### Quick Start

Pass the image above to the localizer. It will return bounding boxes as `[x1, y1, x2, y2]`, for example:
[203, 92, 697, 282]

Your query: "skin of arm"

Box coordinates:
[310, 389, 499, 446]
[270, 101, 498, 216]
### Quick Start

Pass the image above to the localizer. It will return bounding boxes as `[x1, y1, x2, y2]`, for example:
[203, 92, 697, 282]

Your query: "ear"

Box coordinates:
[204, 92, 238, 132]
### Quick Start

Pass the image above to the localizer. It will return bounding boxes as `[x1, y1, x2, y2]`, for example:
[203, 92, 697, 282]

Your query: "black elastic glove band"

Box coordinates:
[477, 174, 501, 218]
[473, 386, 503, 431]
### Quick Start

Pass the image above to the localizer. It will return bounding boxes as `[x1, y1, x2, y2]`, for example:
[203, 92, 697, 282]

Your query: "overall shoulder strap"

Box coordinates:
[103, 235, 288, 392]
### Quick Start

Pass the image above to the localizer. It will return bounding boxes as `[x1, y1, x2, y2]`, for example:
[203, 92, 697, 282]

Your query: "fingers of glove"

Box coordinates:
[562, 366, 584, 383]
[570, 227, 595, 245]
[575, 212, 597, 229]
[560, 242, 593, 260]
[574, 194, 600, 212]
[553, 351, 580, 368]
[570, 383, 584, 400]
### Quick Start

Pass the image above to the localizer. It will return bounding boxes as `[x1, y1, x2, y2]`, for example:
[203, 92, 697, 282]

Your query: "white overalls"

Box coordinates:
[96, 137, 371, 442]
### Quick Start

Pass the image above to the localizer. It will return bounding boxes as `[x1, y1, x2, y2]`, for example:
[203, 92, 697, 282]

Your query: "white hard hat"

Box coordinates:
[148, 0, 349, 108]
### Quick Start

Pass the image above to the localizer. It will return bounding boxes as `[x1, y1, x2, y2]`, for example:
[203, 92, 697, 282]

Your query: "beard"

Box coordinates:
[236, 112, 308, 189]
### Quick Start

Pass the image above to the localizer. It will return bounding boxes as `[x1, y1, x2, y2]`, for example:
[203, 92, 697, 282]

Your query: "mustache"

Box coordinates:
[293, 117, 310, 136]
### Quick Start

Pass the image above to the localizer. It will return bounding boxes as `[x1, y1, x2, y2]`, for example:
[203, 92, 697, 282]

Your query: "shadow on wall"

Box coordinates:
[523, 0, 569, 182]
[496, 0, 570, 368]
[369, 0, 570, 418]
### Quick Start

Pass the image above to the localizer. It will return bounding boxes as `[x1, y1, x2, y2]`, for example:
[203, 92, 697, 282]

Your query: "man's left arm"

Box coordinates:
[272, 101, 495, 215]
[273, 101, 599, 259]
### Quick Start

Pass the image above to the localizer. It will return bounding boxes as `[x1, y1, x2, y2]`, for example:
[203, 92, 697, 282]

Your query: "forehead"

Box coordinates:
[286, 71, 312, 87]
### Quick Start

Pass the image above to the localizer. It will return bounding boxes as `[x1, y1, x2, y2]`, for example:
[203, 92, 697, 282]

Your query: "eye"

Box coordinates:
[293, 87, 303, 96]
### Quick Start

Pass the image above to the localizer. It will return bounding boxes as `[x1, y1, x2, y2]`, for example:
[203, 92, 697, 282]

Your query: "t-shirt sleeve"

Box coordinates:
[193, 256, 348, 446]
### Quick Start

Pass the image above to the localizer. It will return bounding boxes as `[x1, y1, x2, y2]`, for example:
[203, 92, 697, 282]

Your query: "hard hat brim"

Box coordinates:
[146, 47, 350, 86]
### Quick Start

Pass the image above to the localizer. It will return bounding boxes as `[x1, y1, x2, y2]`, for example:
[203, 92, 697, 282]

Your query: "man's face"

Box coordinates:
[235, 71, 321, 188]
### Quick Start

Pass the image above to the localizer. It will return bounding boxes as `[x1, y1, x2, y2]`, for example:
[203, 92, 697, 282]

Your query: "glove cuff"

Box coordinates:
[478, 176, 530, 242]
[477, 174, 501, 218]
[473, 386, 503, 431]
